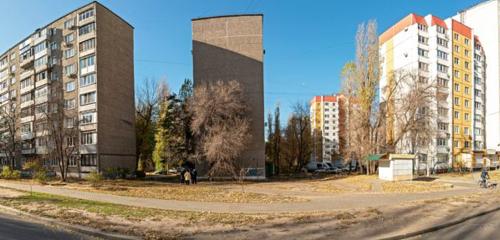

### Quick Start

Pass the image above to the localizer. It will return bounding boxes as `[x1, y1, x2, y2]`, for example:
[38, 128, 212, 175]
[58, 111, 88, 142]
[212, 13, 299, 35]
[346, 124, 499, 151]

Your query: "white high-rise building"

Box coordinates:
[455, 0, 500, 152]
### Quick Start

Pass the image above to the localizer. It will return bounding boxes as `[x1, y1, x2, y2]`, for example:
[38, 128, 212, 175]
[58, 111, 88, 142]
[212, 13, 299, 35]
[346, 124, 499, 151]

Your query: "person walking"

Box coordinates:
[191, 168, 197, 184]
[179, 168, 186, 184]
[184, 170, 191, 185]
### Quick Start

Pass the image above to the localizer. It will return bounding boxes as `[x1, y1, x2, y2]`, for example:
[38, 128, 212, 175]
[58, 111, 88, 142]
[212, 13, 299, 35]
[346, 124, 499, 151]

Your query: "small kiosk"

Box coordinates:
[378, 154, 415, 181]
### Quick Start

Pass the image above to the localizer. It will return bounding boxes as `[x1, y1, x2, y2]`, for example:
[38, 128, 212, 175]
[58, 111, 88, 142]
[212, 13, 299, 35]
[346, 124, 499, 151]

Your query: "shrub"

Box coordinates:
[134, 170, 146, 179]
[102, 167, 130, 180]
[22, 160, 47, 184]
[0, 166, 21, 180]
[87, 171, 103, 188]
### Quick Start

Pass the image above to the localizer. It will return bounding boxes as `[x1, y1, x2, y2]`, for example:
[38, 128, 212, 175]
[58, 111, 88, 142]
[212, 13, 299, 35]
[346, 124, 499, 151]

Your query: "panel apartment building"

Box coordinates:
[455, 0, 500, 157]
[379, 14, 487, 169]
[0, 2, 136, 173]
[192, 14, 265, 178]
[310, 95, 344, 162]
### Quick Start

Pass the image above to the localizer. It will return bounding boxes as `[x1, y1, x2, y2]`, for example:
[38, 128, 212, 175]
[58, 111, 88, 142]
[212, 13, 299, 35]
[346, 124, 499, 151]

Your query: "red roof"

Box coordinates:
[311, 95, 338, 104]
[380, 13, 427, 45]
[452, 20, 471, 38]
[431, 16, 447, 29]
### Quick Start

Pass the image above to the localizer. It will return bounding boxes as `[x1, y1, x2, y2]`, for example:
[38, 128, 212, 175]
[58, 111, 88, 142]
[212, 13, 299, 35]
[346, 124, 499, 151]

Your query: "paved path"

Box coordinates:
[0, 181, 480, 214]
[0, 212, 93, 240]
[412, 209, 500, 240]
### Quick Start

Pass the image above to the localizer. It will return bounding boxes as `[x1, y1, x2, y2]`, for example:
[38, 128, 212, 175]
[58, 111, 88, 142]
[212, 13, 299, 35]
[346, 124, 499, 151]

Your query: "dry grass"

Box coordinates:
[382, 181, 453, 193]
[60, 180, 305, 204]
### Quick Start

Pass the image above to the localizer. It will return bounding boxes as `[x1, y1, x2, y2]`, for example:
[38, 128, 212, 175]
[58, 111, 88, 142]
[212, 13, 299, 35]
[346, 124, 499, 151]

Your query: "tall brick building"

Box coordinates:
[192, 14, 265, 179]
[0, 2, 136, 173]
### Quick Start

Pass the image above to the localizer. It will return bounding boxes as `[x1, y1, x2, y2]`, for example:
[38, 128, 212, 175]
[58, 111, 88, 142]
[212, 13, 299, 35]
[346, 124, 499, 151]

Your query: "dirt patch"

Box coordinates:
[0, 188, 26, 198]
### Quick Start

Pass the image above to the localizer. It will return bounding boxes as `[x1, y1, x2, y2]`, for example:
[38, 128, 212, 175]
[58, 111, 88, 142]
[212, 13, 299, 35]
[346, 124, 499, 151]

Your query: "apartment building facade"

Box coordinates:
[0, 2, 136, 173]
[455, 0, 500, 159]
[310, 95, 344, 162]
[192, 14, 265, 179]
[379, 13, 486, 169]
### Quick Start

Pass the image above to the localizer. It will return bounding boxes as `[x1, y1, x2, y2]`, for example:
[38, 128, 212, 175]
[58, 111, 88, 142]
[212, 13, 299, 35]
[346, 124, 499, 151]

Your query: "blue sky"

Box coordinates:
[0, 0, 480, 121]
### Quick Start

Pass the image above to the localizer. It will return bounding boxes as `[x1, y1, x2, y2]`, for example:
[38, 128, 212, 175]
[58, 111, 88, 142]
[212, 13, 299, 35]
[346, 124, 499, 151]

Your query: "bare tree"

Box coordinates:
[40, 87, 80, 182]
[0, 103, 19, 169]
[282, 102, 312, 173]
[190, 80, 250, 179]
[135, 78, 162, 171]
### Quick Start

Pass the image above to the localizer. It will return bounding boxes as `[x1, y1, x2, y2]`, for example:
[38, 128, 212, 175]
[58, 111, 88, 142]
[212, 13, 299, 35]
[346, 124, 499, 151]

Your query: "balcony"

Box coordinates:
[20, 69, 34, 79]
[436, 146, 450, 154]
[20, 85, 34, 94]
[35, 78, 48, 88]
[36, 146, 48, 155]
[20, 132, 34, 140]
[20, 116, 34, 123]
[20, 100, 34, 109]
[21, 148, 36, 155]
[35, 95, 48, 105]
[80, 144, 97, 154]
[19, 55, 34, 69]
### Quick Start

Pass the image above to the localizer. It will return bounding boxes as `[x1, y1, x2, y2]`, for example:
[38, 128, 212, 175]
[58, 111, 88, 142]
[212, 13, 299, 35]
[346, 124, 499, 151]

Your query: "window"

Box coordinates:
[80, 55, 95, 69]
[465, 99, 469, 107]
[64, 117, 76, 128]
[454, 58, 459, 65]
[437, 50, 448, 60]
[418, 24, 428, 32]
[454, 141, 459, 148]
[465, 61, 469, 69]
[81, 111, 96, 124]
[34, 56, 47, 68]
[64, 48, 75, 59]
[36, 71, 47, 82]
[20, 78, 33, 89]
[454, 45, 459, 52]
[418, 35, 428, 45]
[65, 81, 76, 92]
[437, 138, 447, 146]
[454, 111, 459, 119]
[64, 64, 76, 76]
[437, 78, 448, 87]
[437, 38, 448, 47]
[64, 98, 76, 109]
[20, 93, 32, 103]
[454, 97, 459, 106]
[438, 122, 448, 131]
[464, 127, 469, 135]
[454, 70, 460, 78]
[34, 42, 47, 55]
[80, 91, 96, 105]
[418, 62, 429, 71]
[35, 86, 48, 98]
[64, 18, 75, 29]
[418, 48, 428, 57]
[465, 49, 470, 57]
[454, 33, 459, 40]
[79, 23, 95, 36]
[464, 74, 469, 82]
[49, 42, 58, 50]
[437, 26, 446, 34]
[454, 83, 459, 92]
[80, 73, 96, 87]
[64, 33, 74, 44]
[464, 141, 470, 148]
[81, 132, 97, 145]
[454, 125, 459, 133]
[79, 38, 96, 52]
[437, 64, 448, 73]
[81, 154, 97, 166]
[465, 113, 469, 121]
[79, 9, 95, 21]
[464, 38, 469, 45]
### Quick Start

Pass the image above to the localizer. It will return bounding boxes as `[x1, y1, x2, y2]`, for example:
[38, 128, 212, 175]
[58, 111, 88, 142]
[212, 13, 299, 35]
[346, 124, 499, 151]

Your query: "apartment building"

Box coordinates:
[455, 0, 500, 160]
[192, 14, 265, 179]
[379, 13, 486, 169]
[310, 95, 344, 162]
[0, 2, 136, 173]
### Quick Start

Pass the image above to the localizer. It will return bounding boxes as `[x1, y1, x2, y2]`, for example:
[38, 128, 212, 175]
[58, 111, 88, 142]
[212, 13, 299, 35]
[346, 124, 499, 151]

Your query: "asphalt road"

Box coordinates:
[415, 209, 500, 240]
[0, 212, 94, 240]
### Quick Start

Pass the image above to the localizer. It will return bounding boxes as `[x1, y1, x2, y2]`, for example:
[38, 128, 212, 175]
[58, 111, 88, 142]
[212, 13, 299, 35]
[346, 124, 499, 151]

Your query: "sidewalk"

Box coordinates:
[0, 181, 479, 213]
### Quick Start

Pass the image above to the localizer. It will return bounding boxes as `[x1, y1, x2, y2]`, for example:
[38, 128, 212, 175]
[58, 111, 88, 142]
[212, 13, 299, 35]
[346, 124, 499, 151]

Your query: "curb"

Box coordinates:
[380, 205, 500, 240]
[0, 204, 140, 240]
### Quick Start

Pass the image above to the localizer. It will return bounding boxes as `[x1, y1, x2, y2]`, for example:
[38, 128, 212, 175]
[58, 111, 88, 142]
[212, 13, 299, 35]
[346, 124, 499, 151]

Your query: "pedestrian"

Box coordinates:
[191, 168, 197, 184]
[179, 168, 185, 184]
[184, 170, 191, 185]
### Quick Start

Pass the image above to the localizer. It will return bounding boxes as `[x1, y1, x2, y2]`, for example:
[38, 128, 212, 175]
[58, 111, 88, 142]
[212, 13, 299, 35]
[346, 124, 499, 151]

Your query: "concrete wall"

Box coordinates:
[96, 4, 136, 171]
[192, 15, 265, 178]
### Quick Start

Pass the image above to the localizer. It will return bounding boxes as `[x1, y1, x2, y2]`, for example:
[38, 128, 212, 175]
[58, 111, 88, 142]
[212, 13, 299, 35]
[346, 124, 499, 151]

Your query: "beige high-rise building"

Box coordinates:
[192, 14, 265, 179]
[0, 2, 136, 173]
